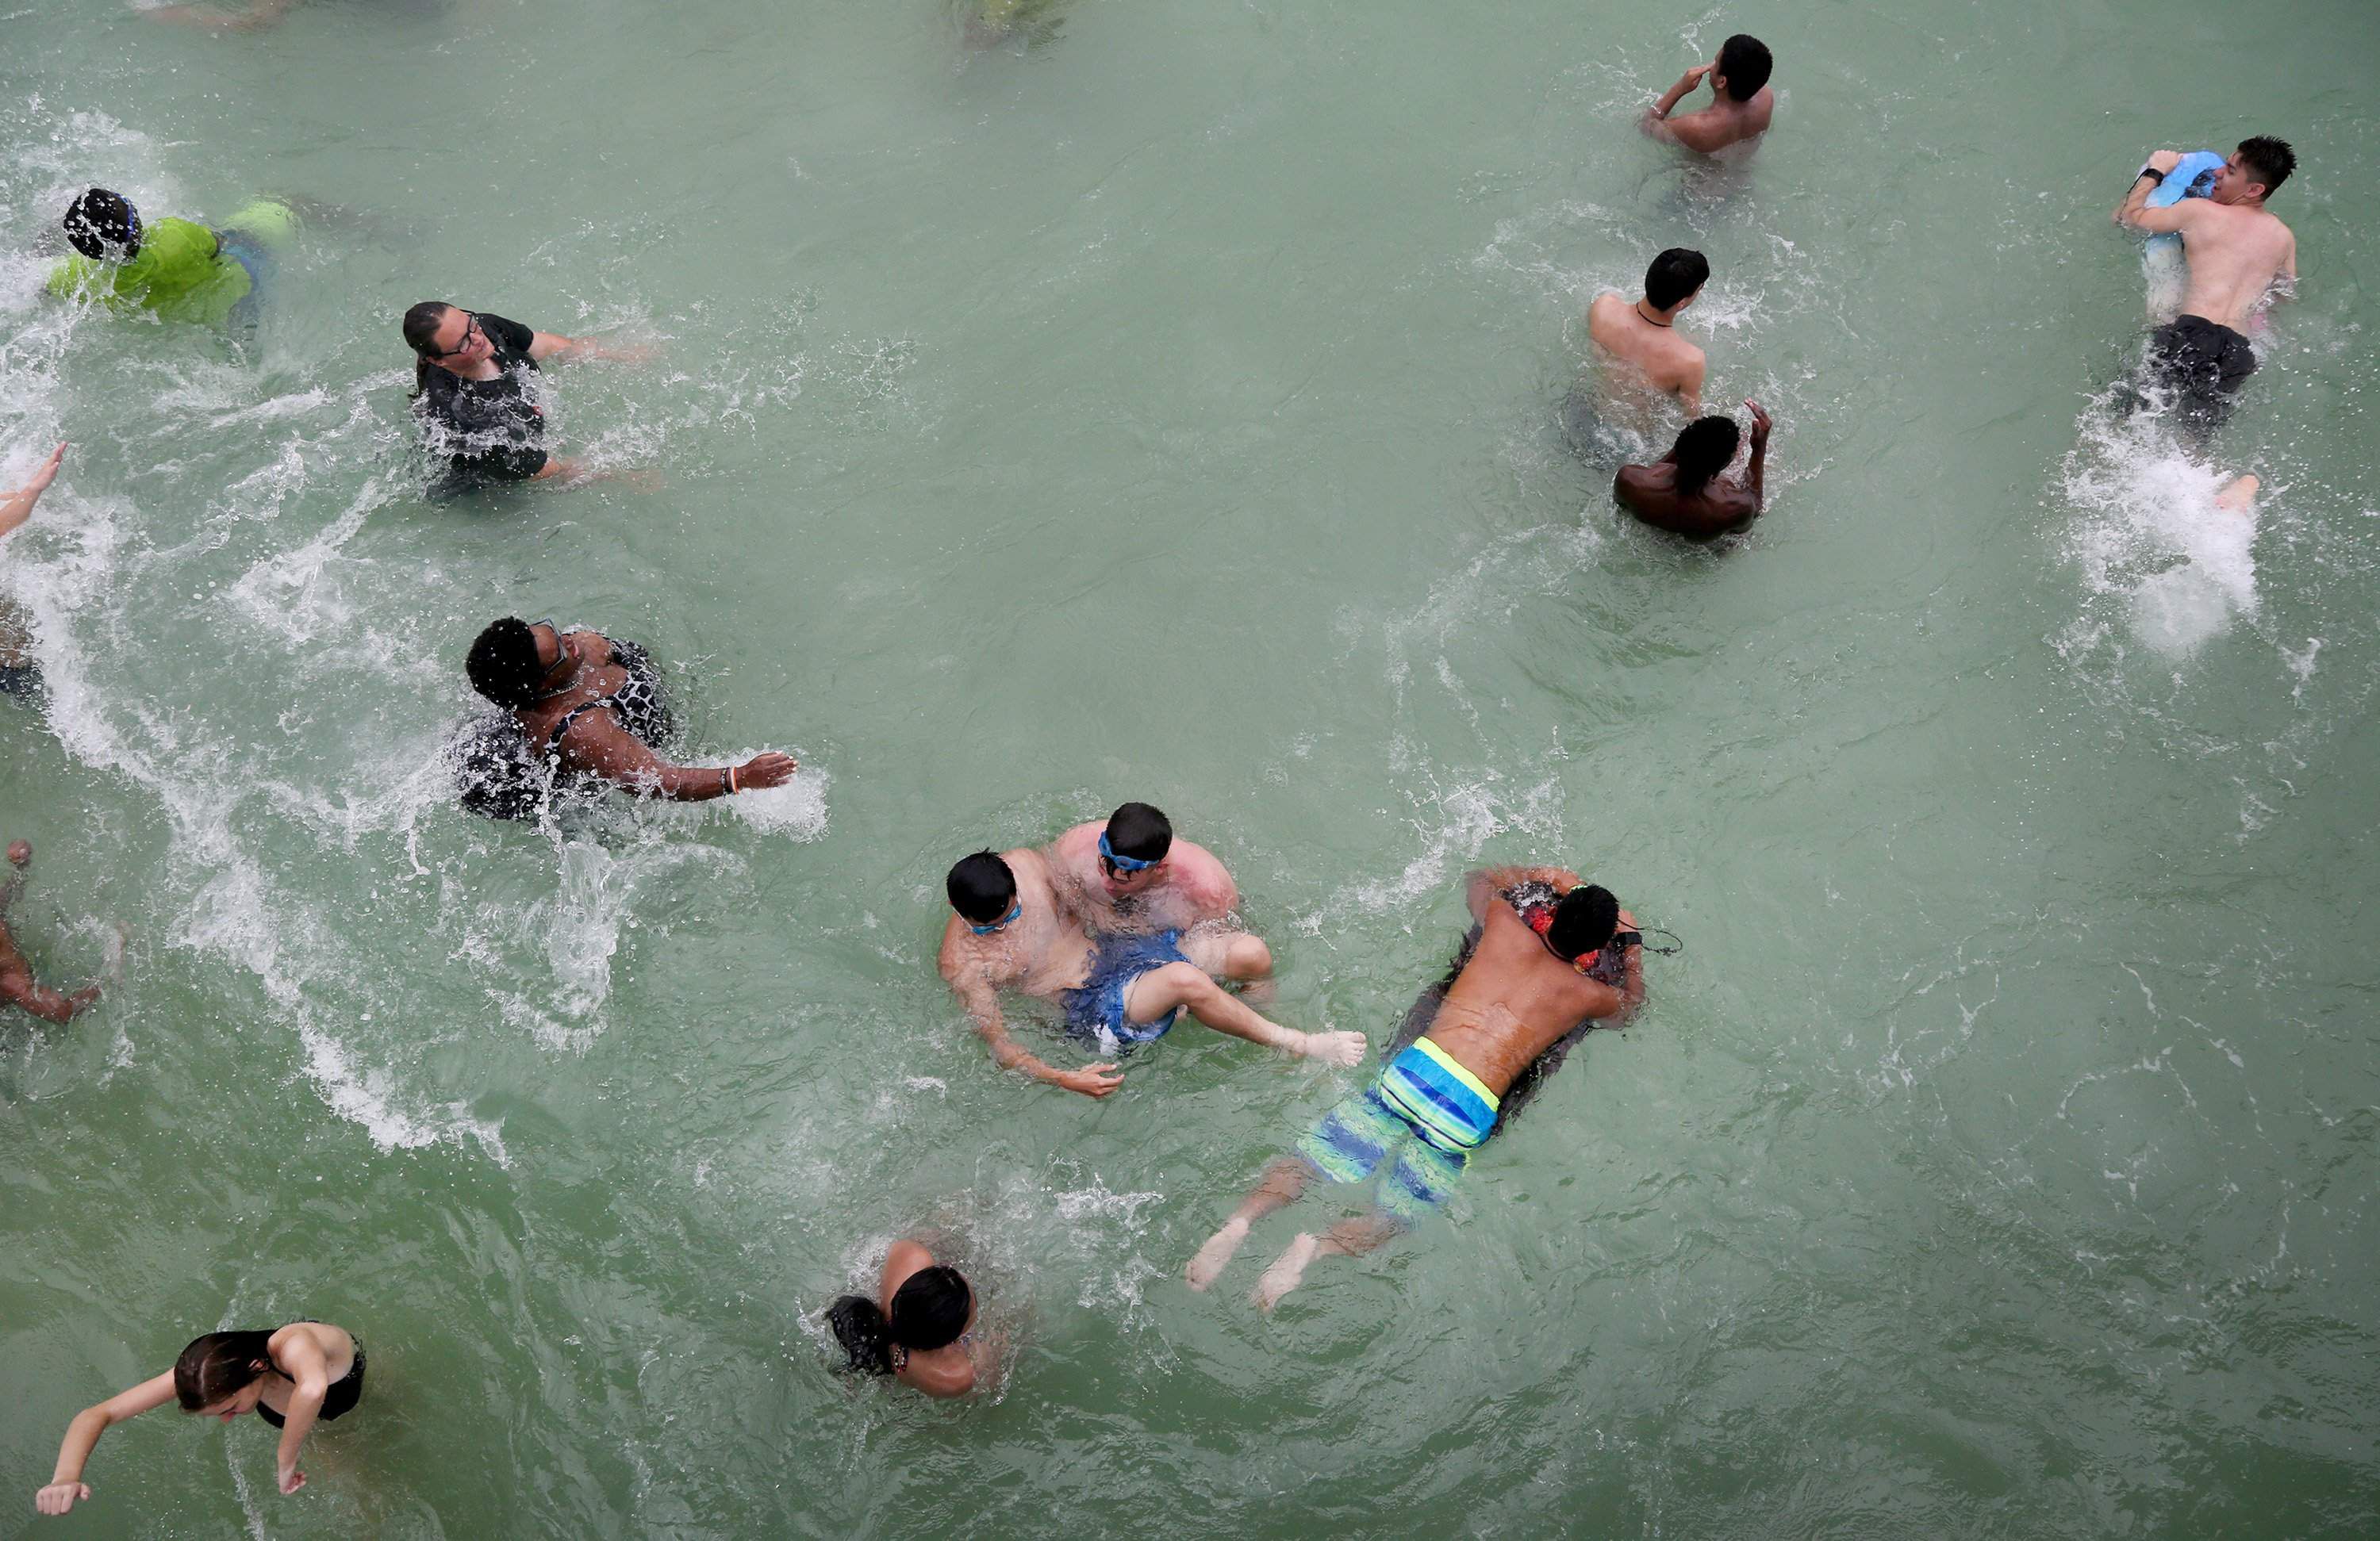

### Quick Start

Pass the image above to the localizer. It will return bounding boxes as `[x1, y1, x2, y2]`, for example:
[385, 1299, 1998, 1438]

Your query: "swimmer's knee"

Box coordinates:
[1152, 961, 1216, 1002]
[1226, 936, 1273, 979]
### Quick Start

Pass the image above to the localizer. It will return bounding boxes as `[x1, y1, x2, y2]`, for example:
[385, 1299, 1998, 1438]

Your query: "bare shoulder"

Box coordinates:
[1048, 822, 1099, 861]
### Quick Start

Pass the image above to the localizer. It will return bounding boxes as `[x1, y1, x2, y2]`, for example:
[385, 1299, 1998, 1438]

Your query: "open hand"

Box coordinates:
[278, 1466, 305, 1497]
[737, 752, 798, 791]
[1744, 398, 1772, 436]
[35, 1482, 92, 1516]
[1054, 1063, 1123, 1098]
[15, 443, 66, 497]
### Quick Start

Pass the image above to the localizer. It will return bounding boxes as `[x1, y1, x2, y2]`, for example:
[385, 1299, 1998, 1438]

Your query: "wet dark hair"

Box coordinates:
[63, 188, 140, 261]
[174, 1331, 276, 1412]
[1670, 416, 1742, 496]
[1104, 801, 1172, 864]
[2235, 136, 2294, 197]
[946, 850, 1016, 925]
[466, 617, 545, 710]
[404, 301, 455, 395]
[827, 1265, 973, 1376]
[1717, 34, 1772, 101]
[1545, 884, 1619, 959]
[1644, 247, 1709, 312]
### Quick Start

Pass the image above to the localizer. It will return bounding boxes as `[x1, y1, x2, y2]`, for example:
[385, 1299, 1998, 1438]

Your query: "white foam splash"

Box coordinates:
[2059, 412, 2259, 661]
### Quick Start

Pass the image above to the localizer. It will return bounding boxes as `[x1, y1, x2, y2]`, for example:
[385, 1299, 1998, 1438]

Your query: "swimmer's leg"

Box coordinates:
[1123, 962, 1362, 1065]
[1252, 1217, 1399, 1312]
[1188, 1156, 1311, 1290]
[1181, 927, 1275, 1002]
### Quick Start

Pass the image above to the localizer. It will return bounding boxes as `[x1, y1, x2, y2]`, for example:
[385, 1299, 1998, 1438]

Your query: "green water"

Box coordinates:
[4, 0, 2377, 1535]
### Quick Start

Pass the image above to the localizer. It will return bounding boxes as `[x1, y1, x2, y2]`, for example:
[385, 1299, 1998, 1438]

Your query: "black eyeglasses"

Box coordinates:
[430, 312, 483, 361]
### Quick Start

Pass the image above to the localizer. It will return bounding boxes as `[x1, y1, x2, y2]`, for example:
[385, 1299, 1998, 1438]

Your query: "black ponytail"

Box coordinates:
[827, 1265, 973, 1376]
[827, 1296, 896, 1375]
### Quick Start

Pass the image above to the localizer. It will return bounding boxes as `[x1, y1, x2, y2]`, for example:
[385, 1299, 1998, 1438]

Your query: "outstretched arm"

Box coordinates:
[1, 443, 67, 542]
[4, 976, 102, 1025]
[1742, 400, 1771, 512]
[559, 715, 796, 802]
[36, 1372, 177, 1516]
[528, 331, 654, 366]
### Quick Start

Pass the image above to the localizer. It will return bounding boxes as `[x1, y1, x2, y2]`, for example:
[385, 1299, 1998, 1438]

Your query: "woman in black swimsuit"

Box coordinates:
[402, 301, 650, 494]
[460, 616, 797, 807]
[36, 1321, 364, 1516]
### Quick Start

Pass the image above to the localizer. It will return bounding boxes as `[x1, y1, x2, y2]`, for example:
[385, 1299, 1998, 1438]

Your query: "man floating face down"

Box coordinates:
[1186, 865, 1645, 1309]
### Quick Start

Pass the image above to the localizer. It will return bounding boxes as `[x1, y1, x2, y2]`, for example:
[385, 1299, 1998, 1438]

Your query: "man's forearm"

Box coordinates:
[2114, 171, 2159, 228]
[1746, 437, 1768, 509]
[1649, 73, 1696, 119]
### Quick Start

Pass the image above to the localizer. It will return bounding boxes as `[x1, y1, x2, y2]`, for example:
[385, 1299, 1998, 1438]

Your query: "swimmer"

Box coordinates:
[827, 1241, 998, 1397]
[404, 302, 654, 493]
[1587, 248, 1710, 417]
[1614, 399, 1772, 540]
[2114, 139, 2297, 447]
[47, 189, 297, 328]
[148, 0, 305, 29]
[2, 443, 67, 704]
[940, 850, 1363, 1099]
[1187, 868, 1643, 1309]
[1641, 34, 1775, 155]
[462, 617, 797, 805]
[36, 1322, 365, 1516]
[2, 841, 106, 1025]
[1047, 800, 1266, 956]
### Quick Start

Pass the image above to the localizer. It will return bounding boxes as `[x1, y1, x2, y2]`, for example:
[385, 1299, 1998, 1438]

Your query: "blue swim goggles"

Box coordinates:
[1098, 830, 1157, 876]
[969, 903, 1023, 935]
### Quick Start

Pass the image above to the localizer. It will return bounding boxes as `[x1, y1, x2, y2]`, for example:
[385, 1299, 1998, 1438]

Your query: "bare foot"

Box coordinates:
[1299, 1029, 1366, 1068]
[1253, 1232, 1321, 1311]
[1185, 1217, 1250, 1290]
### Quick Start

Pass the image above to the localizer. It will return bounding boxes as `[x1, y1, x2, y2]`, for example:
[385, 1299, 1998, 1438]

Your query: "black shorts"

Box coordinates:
[2142, 315, 2257, 440]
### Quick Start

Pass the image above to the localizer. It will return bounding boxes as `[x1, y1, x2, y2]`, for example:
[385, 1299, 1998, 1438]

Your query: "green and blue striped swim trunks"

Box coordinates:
[1294, 1037, 1501, 1229]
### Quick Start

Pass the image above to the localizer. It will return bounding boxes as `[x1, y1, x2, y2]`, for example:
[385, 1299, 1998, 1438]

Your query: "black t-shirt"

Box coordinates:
[416, 312, 548, 485]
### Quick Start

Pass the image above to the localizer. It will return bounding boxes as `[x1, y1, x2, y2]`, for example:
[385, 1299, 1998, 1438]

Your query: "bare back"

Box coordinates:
[1614, 462, 1759, 540]
[1587, 293, 1704, 411]
[2174, 201, 2295, 331]
[1426, 903, 1624, 1098]
[939, 848, 1094, 1001]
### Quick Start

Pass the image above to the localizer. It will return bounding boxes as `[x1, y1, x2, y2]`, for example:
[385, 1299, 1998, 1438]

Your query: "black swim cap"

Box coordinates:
[63, 188, 140, 261]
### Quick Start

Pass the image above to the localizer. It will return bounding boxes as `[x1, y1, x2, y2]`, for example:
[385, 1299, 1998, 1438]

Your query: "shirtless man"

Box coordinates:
[1046, 800, 1276, 991]
[1641, 34, 1775, 155]
[2, 841, 106, 1025]
[1587, 248, 1708, 416]
[1614, 400, 1771, 540]
[1187, 868, 1643, 1308]
[2115, 138, 2297, 446]
[938, 849, 1361, 1099]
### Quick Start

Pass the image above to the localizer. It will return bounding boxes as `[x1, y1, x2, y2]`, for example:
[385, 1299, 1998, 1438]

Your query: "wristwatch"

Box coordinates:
[2136, 166, 2166, 186]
